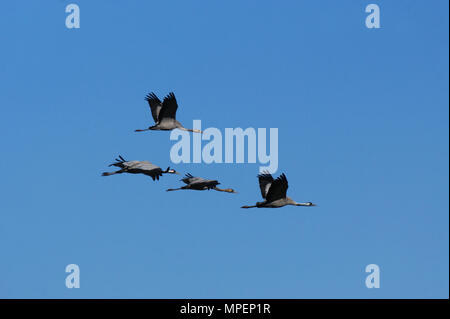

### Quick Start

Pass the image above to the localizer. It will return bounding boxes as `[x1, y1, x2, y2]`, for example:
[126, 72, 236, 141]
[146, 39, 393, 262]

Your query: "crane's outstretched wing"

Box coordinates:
[181, 173, 197, 184]
[258, 172, 274, 199]
[181, 173, 219, 189]
[126, 160, 158, 171]
[197, 179, 220, 190]
[125, 161, 163, 180]
[159, 92, 178, 120]
[181, 173, 207, 185]
[265, 173, 288, 203]
[145, 93, 162, 123]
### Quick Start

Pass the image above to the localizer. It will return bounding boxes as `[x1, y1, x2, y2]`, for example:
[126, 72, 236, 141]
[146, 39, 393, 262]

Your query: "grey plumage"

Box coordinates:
[102, 155, 179, 181]
[241, 171, 316, 208]
[135, 92, 202, 133]
[145, 93, 163, 123]
[167, 173, 236, 193]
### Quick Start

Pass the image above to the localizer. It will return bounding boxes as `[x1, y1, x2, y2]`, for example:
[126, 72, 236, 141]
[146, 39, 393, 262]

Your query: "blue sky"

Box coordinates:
[0, 0, 448, 298]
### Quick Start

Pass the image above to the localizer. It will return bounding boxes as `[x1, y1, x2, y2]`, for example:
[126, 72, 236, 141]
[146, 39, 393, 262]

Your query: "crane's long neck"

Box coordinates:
[179, 127, 202, 134]
[294, 202, 315, 206]
[213, 187, 235, 193]
[285, 197, 315, 206]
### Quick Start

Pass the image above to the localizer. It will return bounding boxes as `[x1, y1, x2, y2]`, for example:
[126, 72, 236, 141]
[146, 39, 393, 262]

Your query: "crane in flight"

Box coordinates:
[241, 171, 316, 208]
[101, 155, 179, 181]
[135, 92, 202, 133]
[167, 173, 237, 193]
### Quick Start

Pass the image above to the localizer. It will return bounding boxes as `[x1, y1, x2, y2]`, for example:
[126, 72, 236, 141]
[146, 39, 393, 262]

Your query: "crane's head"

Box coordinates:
[304, 202, 316, 207]
[164, 167, 180, 175]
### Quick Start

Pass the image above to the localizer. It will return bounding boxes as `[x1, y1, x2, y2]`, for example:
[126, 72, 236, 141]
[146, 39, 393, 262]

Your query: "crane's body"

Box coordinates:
[167, 173, 236, 193]
[135, 92, 202, 133]
[241, 172, 316, 208]
[149, 118, 184, 131]
[250, 197, 300, 208]
[102, 155, 179, 181]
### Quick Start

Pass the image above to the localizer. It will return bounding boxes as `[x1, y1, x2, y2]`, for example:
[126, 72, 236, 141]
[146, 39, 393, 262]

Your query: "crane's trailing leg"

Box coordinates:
[101, 169, 125, 176]
[166, 187, 186, 192]
[135, 126, 157, 132]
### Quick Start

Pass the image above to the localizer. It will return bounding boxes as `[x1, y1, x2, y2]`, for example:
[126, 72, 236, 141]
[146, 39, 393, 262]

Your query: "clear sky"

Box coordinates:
[0, 0, 448, 298]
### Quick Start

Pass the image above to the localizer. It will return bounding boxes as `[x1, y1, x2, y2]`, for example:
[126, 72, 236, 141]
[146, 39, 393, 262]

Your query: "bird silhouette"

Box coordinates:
[135, 92, 202, 133]
[167, 173, 236, 193]
[241, 171, 316, 208]
[102, 155, 179, 181]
